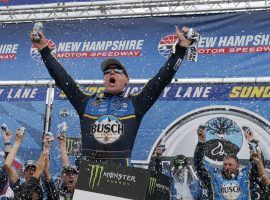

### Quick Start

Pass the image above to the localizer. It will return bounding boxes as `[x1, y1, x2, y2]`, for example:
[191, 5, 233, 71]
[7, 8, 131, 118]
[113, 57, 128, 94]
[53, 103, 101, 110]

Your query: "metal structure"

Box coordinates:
[0, 0, 269, 23]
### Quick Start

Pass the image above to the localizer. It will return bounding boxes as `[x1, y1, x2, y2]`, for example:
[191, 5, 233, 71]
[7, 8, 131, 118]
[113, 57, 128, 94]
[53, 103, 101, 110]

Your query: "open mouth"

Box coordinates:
[67, 179, 74, 185]
[109, 77, 116, 84]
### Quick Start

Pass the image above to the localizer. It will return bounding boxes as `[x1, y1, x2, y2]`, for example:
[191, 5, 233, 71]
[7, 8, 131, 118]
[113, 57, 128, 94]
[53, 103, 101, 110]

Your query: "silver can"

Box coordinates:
[18, 127, 26, 137]
[1, 123, 8, 132]
[32, 22, 44, 41]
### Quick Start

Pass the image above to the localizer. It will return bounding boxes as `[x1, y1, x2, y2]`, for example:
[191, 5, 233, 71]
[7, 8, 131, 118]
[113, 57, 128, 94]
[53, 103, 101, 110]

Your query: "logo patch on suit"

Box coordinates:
[90, 115, 124, 144]
[221, 181, 241, 200]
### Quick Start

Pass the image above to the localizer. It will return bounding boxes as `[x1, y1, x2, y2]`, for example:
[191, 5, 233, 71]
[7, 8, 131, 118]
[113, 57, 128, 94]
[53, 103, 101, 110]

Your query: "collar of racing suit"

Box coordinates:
[104, 91, 124, 97]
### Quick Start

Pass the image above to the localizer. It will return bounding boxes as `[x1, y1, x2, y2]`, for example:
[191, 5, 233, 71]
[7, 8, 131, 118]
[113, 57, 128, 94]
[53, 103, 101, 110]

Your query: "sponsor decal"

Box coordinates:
[148, 177, 157, 195]
[0, 44, 18, 60]
[229, 86, 270, 98]
[55, 40, 144, 58]
[30, 39, 56, 62]
[88, 164, 136, 190]
[158, 35, 178, 58]
[60, 108, 70, 118]
[90, 115, 124, 144]
[89, 164, 104, 190]
[204, 117, 243, 162]
[66, 137, 81, 156]
[221, 181, 241, 200]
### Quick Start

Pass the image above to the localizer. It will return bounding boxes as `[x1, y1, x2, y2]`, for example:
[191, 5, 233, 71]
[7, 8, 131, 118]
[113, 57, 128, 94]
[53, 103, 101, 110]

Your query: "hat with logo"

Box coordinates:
[24, 160, 37, 171]
[62, 165, 79, 175]
[101, 58, 128, 77]
[173, 155, 188, 167]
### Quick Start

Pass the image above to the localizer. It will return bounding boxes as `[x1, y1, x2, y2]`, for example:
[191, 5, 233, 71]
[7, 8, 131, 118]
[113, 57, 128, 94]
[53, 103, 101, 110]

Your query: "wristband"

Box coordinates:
[4, 142, 11, 146]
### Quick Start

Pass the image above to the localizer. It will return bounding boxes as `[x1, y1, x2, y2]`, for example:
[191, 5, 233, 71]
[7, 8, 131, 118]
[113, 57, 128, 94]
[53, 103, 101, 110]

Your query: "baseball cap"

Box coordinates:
[62, 165, 79, 175]
[24, 160, 37, 171]
[173, 155, 188, 167]
[101, 58, 128, 77]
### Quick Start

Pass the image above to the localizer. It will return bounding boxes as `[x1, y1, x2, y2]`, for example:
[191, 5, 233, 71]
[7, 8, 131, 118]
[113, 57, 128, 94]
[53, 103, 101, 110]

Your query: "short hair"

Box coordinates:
[223, 155, 239, 163]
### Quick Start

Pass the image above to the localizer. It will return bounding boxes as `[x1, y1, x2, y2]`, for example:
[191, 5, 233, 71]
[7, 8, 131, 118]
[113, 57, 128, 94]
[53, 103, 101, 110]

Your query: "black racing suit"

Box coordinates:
[0, 167, 8, 195]
[40, 45, 187, 164]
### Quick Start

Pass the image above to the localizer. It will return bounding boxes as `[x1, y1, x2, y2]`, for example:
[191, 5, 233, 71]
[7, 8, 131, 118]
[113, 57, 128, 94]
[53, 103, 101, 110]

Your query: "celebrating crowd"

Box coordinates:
[0, 128, 78, 200]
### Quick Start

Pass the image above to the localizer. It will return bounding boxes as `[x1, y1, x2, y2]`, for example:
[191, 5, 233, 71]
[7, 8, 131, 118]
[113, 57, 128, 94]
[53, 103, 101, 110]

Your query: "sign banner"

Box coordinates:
[0, 11, 270, 80]
[74, 160, 150, 199]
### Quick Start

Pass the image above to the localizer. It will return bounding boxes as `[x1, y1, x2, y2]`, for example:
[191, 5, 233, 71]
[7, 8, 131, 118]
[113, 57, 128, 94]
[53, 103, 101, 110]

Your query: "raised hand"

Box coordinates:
[30, 31, 48, 51]
[242, 126, 254, 142]
[197, 125, 206, 143]
[175, 25, 192, 47]
[14, 128, 26, 143]
[3, 129, 12, 143]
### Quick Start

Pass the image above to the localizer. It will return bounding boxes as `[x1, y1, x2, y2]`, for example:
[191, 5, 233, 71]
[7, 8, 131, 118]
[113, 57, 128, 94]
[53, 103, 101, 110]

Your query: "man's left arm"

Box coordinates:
[132, 26, 192, 115]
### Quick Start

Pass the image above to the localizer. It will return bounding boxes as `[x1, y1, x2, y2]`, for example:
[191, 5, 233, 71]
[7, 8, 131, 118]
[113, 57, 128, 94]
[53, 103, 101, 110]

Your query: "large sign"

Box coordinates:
[0, 11, 270, 80]
[74, 160, 170, 199]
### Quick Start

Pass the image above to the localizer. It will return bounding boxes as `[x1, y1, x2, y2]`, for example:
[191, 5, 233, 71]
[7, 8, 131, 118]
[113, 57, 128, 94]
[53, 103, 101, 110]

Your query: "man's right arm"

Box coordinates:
[30, 31, 89, 116]
[40, 46, 89, 116]
[194, 126, 214, 199]
[4, 128, 25, 184]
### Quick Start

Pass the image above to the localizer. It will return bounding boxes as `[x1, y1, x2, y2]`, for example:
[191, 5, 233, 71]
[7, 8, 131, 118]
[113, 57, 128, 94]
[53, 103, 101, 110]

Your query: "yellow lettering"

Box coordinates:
[250, 86, 264, 98]
[263, 86, 270, 97]
[239, 86, 252, 98]
[229, 86, 242, 98]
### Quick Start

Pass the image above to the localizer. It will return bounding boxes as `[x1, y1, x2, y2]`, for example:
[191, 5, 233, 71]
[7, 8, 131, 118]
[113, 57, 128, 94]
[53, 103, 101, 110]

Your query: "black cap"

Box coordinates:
[62, 165, 79, 175]
[173, 155, 188, 167]
[24, 160, 37, 171]
[101, 58, 128, 77]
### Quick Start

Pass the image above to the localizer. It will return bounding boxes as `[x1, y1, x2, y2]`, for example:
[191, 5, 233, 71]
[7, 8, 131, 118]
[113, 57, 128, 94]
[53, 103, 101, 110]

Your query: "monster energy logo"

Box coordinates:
[148, 177, 157, 195]
[89, 164, 104, 190]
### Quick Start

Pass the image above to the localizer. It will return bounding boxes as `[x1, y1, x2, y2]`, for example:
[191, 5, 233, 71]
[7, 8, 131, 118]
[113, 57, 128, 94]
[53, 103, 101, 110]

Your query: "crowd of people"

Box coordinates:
[1, 125, 270, 200]
[150, 126, 270, 200]
[0, 128, 78, 200]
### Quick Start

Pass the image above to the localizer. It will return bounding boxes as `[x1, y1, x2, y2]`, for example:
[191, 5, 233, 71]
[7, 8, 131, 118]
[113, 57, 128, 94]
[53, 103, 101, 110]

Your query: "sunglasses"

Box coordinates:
[104, 67, 125, 75]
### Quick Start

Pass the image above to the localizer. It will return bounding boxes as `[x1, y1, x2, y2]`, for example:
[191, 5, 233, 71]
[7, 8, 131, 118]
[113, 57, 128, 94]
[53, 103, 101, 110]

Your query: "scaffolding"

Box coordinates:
[0, 0, 269, 23]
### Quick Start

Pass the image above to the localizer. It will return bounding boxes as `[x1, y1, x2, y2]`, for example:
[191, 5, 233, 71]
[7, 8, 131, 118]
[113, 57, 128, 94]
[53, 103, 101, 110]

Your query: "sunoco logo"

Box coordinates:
[148, 177, 157, 195]
[30, 39, 56, 62]
[158, 35, 178, 58]
[91, 115, 124, 144]
[89, 164, 104, 190]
